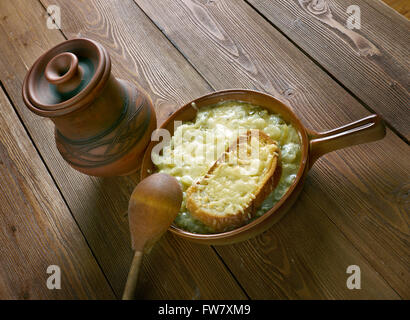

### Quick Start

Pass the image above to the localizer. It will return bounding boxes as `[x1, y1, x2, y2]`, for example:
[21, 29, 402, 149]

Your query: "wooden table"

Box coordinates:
[0, 0, 408, 300]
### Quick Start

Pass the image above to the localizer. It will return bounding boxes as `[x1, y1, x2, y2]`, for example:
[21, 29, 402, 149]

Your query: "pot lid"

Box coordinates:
[22, 38, 111, 117]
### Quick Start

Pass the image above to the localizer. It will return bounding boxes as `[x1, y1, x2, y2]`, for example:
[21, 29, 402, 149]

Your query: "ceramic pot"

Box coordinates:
[22, 38, 156, 176]
[141, 89, 386, 245]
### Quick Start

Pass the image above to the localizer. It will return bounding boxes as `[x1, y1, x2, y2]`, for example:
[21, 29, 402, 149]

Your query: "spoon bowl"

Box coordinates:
[122, 173, 182, 300]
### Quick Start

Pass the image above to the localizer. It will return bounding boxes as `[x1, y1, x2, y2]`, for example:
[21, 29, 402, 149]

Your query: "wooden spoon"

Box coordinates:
[122, 173, 183, 300]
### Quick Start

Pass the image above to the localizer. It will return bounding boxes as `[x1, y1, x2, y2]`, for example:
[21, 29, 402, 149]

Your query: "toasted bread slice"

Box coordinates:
[186, 129, 281, 232]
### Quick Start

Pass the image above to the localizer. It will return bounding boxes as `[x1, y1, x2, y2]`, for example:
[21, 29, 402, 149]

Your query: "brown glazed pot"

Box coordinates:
[22, 38, 156, 176]
[141, 89, 386, 245]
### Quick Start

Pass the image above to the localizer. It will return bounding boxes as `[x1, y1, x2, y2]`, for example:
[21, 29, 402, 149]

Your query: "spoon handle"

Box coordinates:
[122, 251, 143, 300]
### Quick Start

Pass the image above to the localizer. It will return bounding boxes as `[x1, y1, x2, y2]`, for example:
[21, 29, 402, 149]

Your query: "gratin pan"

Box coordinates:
[141, 89, 386, 245]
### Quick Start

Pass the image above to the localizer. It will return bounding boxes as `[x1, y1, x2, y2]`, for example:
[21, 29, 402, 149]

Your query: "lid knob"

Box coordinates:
[44, 52, 83, 93]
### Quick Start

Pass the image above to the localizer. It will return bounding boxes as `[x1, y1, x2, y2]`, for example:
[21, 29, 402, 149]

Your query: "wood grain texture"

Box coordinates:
[1, 0, 408, 299]
[0, 87, 115, 299]
[383, 0, 410, 18]
[0, 0, 246, 299]
[135, 0, 409, 298]
[245, 0, 410, 141]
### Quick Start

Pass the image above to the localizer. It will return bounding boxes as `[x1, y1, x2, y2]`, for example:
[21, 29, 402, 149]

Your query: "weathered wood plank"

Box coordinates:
[135, 0, 409, 298]
[0, 0, 246, 299]
[246, 0, 410, 140]
[383, 0, 410, 18]
[0, 86, 115, 299]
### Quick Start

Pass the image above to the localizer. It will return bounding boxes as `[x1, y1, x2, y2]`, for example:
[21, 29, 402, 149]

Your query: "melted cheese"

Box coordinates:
[190, 137, 277, 216]
[154, 101, 301, 234]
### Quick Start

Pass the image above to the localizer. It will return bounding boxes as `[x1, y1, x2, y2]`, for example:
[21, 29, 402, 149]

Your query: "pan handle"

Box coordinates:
[307, 114, 386, 168]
